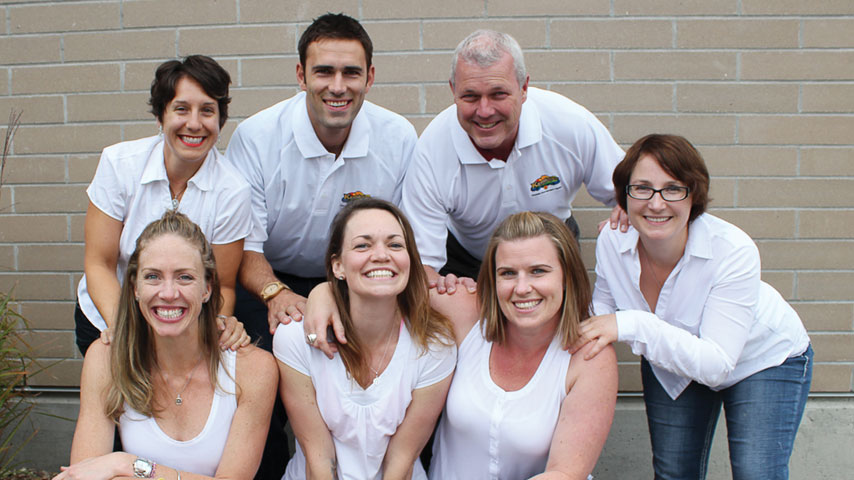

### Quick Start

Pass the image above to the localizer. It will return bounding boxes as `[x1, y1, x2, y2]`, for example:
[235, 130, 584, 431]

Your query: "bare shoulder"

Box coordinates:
[429, 288, 479, 342]
[81, 342, 112, 384]
[566, 342, 617, 392]
[235, 345, 278, 390]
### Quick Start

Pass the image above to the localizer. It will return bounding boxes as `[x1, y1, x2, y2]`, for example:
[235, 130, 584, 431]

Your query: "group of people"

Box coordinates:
[57, 11, 812, 480]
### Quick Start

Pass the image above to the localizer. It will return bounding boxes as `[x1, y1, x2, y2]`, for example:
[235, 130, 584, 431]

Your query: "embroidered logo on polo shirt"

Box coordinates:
[341, 191, 371, 203]
[530, 175, 561, 195]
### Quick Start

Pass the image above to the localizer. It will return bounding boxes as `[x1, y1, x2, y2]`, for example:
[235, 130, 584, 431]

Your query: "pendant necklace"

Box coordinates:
[640, 245, 665, 290]
[369, 320, 398, 386]
[158, 354, 203, 406]
[169, 183, 188, 210]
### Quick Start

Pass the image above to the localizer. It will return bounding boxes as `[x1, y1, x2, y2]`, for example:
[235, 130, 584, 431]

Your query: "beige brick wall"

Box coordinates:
[1, 1, 851, 391]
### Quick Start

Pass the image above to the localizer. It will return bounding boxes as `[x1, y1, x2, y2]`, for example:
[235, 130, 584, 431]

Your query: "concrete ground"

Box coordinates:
[12, 394, 854, 478]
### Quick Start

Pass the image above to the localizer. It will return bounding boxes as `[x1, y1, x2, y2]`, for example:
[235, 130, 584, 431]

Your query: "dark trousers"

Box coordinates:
[234, 272, 325, 480]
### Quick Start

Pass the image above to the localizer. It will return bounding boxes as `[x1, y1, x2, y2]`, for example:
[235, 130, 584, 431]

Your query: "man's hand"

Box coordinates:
[304, 282, 346, 359]
[424, 265, 476, 295]
[568, 313, 618, 360]
[598, 205, 630, 233]
[265, 288, 308, 334]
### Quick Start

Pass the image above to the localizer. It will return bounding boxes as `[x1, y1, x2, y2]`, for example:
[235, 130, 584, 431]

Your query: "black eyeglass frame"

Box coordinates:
[625, 184, 691, 202]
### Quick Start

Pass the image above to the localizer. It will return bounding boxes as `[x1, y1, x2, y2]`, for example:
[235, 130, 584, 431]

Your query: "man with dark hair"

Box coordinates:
[227, 12, 416, 341]
[226, 12, 416, 477]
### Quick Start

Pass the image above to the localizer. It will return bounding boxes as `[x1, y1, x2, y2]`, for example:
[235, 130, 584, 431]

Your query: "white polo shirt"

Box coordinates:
[226, 92, 417, 277]
[401, 87, 624, 271]
[77, 135, 252, 331]
[592, 213, 810, 400]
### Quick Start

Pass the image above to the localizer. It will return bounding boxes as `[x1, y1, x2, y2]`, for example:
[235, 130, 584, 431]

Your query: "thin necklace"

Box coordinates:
[169, 183, 188, 210]
[369, 320, 398, 386]
[158, 354, 203, 406]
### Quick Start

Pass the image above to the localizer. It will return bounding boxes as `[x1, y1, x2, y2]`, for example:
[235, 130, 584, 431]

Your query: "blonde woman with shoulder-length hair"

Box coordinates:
[428, 211, 618, 479]
[56, 210, 277, 480]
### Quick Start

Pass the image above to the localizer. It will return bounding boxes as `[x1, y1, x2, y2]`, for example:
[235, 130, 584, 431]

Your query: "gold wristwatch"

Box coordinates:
[260, 281, 291, 302]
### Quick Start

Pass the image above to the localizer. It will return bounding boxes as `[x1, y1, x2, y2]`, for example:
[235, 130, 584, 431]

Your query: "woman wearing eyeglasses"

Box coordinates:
[572, 134, 812, 480]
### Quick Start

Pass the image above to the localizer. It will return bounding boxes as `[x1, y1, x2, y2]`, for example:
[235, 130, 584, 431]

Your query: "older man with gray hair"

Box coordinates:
[401, 30, 626, 291]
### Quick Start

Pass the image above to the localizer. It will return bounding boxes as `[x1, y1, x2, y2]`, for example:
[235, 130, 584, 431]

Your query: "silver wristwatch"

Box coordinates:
[132, 457, 155, 478]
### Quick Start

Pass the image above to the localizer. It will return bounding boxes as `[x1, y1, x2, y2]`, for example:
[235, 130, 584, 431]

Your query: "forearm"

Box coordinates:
[85, 266, 121, 328]
[238, 251, 279, 300]
[219, 285, 236, 317]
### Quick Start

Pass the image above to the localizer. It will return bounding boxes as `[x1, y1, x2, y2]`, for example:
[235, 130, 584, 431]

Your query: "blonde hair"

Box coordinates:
[477, 211, 592, 348]
[105, 210, 222, 421]
[325, 198, 455, 386]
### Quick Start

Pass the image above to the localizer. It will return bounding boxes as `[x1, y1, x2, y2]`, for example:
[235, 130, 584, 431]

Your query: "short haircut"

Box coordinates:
[613, 134, 710, 223]
[450, 29, 526, 89]
[477, 211, 592, 349]
[149, 55, 231, 129]
[298, 13, 373, 68]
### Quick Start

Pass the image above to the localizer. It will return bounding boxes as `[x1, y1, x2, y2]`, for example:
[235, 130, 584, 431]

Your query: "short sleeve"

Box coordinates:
[87, 148, 129, 222]
[210, 178, 252, 245]
[273, 322, 311, 376]
[415, 341, 456, 389]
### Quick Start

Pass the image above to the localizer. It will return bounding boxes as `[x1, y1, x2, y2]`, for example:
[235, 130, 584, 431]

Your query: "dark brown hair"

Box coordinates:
[325, 198, 453, 385]
[612, 133, 710, 223]
[149, 55, 231, 129]
[298, 13, 373, 68]
[477, 211, 592, 348]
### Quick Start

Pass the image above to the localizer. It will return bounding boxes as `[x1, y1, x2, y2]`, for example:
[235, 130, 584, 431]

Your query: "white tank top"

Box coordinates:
[119, 349, 238, 476]
[429, 325, 571, 480]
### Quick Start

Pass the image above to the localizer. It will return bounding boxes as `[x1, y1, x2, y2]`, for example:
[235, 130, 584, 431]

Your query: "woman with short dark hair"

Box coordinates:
[575, 134, 812, 479]
[75, 55, 250, 355]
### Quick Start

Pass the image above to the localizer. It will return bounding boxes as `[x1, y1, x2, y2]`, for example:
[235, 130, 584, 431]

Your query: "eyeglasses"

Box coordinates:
[626, 185, 690, 202]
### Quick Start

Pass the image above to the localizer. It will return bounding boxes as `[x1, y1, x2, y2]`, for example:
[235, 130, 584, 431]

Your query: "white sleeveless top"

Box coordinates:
[429, 325, 573, 480]
[119, 349, 238, 476]
[274, 319, 456, 480]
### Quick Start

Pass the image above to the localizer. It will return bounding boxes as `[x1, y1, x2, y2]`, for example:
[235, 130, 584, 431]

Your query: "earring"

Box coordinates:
[158, 124, 163, 135]
[338, 275, 345, 280]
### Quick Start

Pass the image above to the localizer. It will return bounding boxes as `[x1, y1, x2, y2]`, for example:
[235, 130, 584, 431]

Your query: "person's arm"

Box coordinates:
[210, 240, 251, 351]
[579, 229, 760, 388]
[302, 282, 343, 358]
[530, 341, 617, 480]
[382, 375, 453, 479]
[83, 201, 123, 333]
[279, 362, 337, 480]
[238, 250, 307, 334]
[428, 287, 479, 346]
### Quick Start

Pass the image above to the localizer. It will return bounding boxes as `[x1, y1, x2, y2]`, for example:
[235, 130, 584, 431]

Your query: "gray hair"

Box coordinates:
[450, 30, 527, 89]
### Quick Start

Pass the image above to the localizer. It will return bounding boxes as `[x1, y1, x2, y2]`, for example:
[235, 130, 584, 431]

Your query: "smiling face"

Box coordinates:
[494, 235, 564, 335]
[134, 233, 211, 339]
[331, 208, 410, 301]
[627, 154, 692, 246]
[297, 38, 375, 148]
[159, 76, 220, 171]
[451, 51, 528, 161]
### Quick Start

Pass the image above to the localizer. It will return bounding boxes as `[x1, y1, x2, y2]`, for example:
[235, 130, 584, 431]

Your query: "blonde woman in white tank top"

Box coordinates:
[428, 211, 618, 479]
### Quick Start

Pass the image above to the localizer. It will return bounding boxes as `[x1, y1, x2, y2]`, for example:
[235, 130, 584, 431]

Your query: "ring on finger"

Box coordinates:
[306, 333, 317, 345]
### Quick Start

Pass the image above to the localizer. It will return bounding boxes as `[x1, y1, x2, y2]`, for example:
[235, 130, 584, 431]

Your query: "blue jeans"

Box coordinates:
[642, 345, 813, 480]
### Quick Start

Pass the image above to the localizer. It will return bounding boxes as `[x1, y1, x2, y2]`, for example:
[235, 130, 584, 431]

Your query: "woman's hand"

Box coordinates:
[53, 452, 133, 480]
[218, 315, 252, 351]
[569, 314, 618, 360]
[98, 327, 113, 346]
